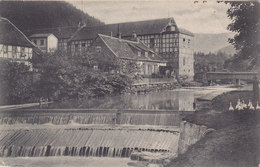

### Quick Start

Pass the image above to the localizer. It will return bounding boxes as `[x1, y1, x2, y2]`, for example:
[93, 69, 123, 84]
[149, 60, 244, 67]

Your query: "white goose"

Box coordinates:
[229, 102, 234, 111]
[256, 102, 260, 110]
[248, 100, 255, 110]
[242, 100, 247, 109]
[235, 99, 241, 110]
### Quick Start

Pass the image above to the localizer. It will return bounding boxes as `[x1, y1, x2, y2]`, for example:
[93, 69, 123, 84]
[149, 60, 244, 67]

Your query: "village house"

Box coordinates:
[68, 17, 194, 80]
[24, 26, 79, 53]
[88, 34, 167, 77]
[0, 17, 41, 69]
[29, 33, 58, 53]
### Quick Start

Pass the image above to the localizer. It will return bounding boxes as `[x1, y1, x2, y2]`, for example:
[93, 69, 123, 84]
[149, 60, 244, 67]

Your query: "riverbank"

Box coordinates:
[165, 90, 260, 167]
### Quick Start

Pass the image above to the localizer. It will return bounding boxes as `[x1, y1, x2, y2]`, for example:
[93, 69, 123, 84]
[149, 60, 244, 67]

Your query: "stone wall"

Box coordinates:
[178, 121, 210, 154]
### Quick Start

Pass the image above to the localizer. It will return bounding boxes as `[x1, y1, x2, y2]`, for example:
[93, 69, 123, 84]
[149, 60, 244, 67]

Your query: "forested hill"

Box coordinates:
[0, 1, 104, 31]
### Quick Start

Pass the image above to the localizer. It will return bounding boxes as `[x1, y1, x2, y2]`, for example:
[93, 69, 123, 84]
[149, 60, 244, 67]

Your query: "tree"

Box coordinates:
[0, 60, 36, 105]
[226, 1, 260, 69]
[33, 51, 136, 101]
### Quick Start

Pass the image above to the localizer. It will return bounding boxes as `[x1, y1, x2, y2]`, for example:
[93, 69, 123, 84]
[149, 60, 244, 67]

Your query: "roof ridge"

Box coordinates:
[1, 17, 38, 48]
[98, 34, 140, 44]
[84, 17, 174, 28]
[23, 26, 78, 32]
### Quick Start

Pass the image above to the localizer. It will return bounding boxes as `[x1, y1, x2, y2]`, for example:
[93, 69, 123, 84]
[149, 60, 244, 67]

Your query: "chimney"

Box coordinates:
[132, 31, 137, 39]
[117, 24, 121, 39]
[131, 31, 139, 42]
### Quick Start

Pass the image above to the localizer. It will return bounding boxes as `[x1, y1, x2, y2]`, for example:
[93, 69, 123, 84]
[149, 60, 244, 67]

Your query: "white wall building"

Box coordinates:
[30, 33, 58, 53]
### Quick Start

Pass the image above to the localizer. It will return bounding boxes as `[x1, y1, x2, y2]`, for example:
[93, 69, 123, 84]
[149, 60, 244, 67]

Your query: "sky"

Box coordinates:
[69, 0, 232, 34]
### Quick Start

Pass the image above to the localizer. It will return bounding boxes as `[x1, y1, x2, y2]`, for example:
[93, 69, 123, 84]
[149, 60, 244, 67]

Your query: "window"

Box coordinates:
[183, 38, 186, 42]
[3, 45, 7, 53]
[183, 57, 186, 66]
[93, 65, 98, 70]
[138, 51, 141, 56]
[96, 46, 101, 52]
[40, 40, 44, 46]
[145, 52, 148, 57]
[150, 38, 155, 48]
[75, 44, 79, 52]
[33, 40, 37, 45]
[82, 43, 86, 47]
[12, 46, 17, 58]
[20, 47, 26, 59]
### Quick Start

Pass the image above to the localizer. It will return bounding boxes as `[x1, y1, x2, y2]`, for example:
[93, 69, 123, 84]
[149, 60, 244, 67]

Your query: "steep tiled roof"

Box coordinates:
[0, 17, 34, 47]
[178, 28, 194, 36]
[98, 34, 166, 63]
[30, 33, 54, 38]
[70, 18, 177, 41]
[24, 26, 79, 39]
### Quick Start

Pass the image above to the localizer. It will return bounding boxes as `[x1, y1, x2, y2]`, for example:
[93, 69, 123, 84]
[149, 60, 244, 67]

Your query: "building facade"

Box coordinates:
[30, 33, 58, 53]
[88, 34, 167, 77]
[24, 26, 79, 53]
[69, 18, 194, 80]
[0, 17, 36, 68]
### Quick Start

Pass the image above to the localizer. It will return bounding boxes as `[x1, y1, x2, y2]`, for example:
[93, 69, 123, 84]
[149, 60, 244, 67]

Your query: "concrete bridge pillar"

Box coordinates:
[253, 77, 259, 104]
[235, 79, 240, 86]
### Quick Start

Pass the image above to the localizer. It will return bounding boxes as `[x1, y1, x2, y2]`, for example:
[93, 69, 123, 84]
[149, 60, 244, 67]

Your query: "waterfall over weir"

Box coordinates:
[0, 128, 179, 157]
[0, 109, 190, 126]
[0, 109, 190, 158]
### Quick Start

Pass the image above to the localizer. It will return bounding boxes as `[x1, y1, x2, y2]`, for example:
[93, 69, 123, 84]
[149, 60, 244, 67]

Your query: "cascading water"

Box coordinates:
[0, 128, 179, 158]
[0, 109, 187, 126]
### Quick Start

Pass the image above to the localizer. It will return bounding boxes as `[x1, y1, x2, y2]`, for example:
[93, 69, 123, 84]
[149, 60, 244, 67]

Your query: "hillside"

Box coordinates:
[194, 33, 235, 54]
[216, 45, 237, 55]
[0, 1, 104, 32]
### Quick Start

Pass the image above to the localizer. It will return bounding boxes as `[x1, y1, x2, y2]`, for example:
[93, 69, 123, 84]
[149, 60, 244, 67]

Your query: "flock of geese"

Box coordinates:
[229, 99, 260, 111]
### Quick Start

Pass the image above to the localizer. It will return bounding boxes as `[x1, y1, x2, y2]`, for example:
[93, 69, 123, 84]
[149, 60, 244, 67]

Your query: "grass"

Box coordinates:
[165, 90, 260, 167]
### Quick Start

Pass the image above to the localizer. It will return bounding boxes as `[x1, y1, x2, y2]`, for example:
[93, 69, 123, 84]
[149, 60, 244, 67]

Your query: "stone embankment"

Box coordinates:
[125, 82, 180, 94]
[177, 121, 214, 154]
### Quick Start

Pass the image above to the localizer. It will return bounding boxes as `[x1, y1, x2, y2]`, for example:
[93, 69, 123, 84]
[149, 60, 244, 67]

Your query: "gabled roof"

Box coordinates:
[70, 18, 177, 41]
[24, 26, 79, 39]
[30, 33, 55, 38]
[0, 17, 35, 47]
[98, 34, 167, 63]
[178, 28, 194, 36]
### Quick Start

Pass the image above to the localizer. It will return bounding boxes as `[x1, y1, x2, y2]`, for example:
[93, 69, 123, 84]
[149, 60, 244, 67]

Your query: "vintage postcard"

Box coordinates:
[0, 0, 259, 166]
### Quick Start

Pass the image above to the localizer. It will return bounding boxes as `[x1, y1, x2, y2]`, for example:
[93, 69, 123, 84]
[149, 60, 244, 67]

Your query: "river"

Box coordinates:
[0, 85, 244, 167]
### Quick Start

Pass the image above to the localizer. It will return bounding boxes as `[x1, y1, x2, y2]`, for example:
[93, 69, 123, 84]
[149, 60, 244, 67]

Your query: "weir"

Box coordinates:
[0, 109, 192, 126]
[0, 128, 179, 158]
[0, 109, 193, 158]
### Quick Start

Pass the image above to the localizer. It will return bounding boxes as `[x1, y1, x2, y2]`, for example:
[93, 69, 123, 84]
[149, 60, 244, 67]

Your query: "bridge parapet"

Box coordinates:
[206, 72, 258, 81]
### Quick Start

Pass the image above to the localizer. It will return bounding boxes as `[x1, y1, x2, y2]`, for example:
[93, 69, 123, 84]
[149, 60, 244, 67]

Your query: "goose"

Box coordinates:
[256, 102, 260, 110]
[229, 102, 234, 111]
[242, 100, 247, 109]
[248, 100, 252, 106]
[249, 103, 255, 110]
[237, 104, 244, 111]
[235, 99, 241, 110]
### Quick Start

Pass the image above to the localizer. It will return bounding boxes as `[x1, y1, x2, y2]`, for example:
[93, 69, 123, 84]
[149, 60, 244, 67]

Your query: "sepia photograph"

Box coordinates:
[0, 0, 259, 166]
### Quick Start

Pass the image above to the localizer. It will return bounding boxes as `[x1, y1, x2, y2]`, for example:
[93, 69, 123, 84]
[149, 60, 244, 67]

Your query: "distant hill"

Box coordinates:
[193, 33, 235, 54]
[0, 1, 104, 32]
[215, 44, 237, 55]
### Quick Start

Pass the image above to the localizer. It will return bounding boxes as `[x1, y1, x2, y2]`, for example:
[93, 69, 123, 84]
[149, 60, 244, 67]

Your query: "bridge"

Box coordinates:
[207, 72, 258, 85]
[207, 72, 259, 102]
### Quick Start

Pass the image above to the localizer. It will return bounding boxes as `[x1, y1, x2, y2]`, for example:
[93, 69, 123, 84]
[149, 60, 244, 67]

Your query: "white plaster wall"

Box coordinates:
[47, 34, 58, 53]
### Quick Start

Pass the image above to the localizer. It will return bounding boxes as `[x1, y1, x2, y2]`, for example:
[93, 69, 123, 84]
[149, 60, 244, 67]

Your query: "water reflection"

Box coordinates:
[48, 90, 195, 111]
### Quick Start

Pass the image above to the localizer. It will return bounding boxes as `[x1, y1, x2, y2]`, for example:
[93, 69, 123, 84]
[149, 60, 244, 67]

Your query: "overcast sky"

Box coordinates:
[69, 0, 231, 34]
